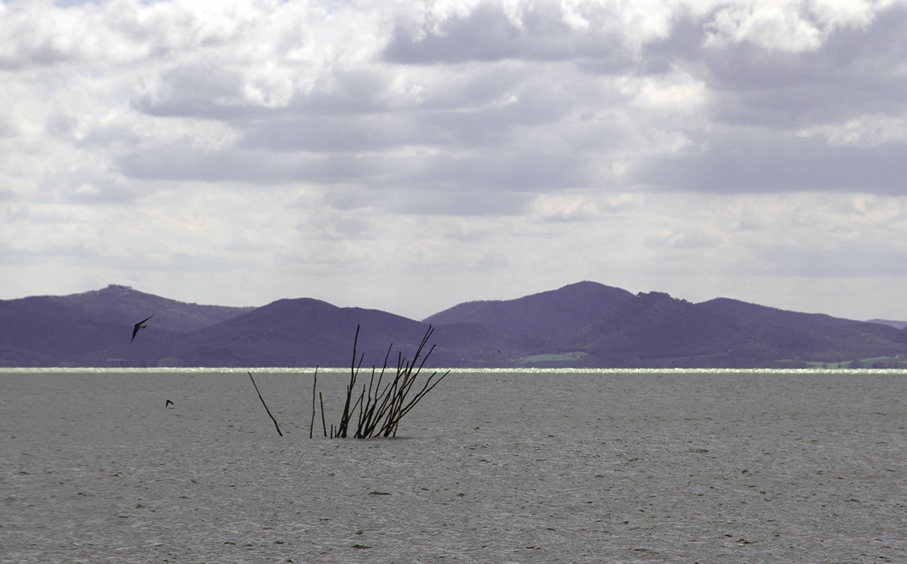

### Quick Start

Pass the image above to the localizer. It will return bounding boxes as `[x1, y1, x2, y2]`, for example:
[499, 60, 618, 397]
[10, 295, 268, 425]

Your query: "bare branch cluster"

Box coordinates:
[313, 324, 449, 439]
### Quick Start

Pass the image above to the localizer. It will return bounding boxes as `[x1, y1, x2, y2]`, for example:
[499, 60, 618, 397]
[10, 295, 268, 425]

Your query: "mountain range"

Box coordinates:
[2, 282, 906, 369]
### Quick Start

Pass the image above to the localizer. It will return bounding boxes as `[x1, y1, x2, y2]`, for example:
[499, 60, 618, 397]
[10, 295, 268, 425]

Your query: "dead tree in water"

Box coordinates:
[312, 325, 449, 439]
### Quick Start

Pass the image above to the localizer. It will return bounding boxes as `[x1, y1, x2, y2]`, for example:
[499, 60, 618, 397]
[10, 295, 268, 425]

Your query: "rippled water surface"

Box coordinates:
[2, 369, 906, 563]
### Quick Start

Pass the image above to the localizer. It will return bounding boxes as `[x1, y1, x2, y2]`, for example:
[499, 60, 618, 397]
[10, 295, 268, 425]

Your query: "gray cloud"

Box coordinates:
[700, 17, 907, 130]
[131, 65, 272, 120]
[117, 135, 587, 203]
[635, 131, 907, 194]
[107, 1, 907, 199]
[241, 114, 427, 153]
[378, 188, 532, 216]
[404, 149, 588, 192]
[111, 1, 907, 199]
[753, 243, 907, 278]
[117, 142, 379, 184]
[383, 1, 636, 65]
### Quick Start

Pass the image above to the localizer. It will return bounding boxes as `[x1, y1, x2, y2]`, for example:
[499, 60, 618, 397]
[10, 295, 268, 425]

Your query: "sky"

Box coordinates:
[3, 0, 907, 321]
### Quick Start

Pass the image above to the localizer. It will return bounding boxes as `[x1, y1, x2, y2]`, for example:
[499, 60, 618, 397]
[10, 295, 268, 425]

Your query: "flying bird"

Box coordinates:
[131, 314, 153, 343]
[165, 399, 174, 408]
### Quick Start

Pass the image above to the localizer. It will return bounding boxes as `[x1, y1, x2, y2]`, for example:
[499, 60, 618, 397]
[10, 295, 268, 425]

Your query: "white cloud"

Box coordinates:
[703, 0, 880, 52]
[706, 3, 825, 52]
[796, 113, 907, 147]
[530, 191, 635, 221]
[3, 0, 907, 321]
[618, 67, 709, 111]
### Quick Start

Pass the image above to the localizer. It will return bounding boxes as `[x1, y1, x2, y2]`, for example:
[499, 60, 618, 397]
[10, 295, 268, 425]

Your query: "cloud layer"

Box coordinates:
[3, 0, 907, 320]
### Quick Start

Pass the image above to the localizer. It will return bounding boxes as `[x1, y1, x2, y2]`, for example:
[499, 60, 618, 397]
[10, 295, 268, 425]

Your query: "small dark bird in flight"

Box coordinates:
[131, 315, 153, 343]
[165, 399, 174, 408]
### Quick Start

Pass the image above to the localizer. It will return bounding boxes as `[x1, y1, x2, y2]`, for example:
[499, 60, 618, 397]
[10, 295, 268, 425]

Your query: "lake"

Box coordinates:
[1, 368, 905, 563]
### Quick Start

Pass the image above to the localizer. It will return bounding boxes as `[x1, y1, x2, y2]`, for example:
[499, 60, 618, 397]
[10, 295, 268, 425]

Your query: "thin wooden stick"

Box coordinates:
[399, 369, 450, 420]
[319, 391, 327, 437]
[310, 366, 319, 439]
[357, 352, 391, 437]
[248, 371, 283, 437]
[339, 326, 360, 437]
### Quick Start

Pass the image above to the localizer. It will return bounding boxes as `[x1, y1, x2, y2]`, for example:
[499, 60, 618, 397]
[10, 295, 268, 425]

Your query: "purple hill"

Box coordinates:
[423, 281, 633, 340]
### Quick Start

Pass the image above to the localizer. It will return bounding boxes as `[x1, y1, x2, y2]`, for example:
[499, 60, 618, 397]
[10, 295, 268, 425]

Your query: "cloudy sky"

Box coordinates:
[3, 0, 907, 321]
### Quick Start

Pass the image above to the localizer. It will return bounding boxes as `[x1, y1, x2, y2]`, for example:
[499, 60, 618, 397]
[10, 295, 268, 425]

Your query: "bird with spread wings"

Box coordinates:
[131, 315, 153, 343]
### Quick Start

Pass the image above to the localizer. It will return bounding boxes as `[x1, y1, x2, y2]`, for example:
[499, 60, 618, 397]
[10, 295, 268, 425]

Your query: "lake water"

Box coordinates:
[1, 368, 905, 563]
